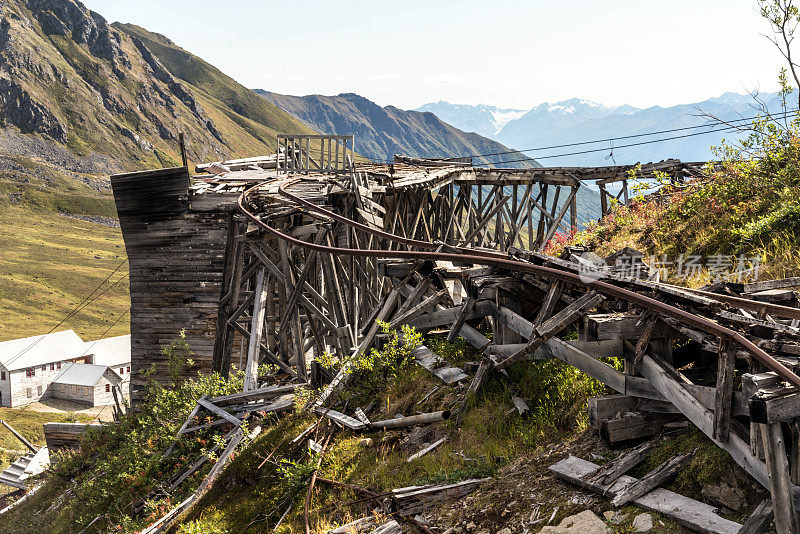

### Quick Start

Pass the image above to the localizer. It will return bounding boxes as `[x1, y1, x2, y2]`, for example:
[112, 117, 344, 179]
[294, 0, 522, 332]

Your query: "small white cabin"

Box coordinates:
[51, 363, 123, 406]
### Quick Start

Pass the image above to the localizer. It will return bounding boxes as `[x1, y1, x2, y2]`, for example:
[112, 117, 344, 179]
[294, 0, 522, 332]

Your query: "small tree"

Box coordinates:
[759, 0, 800, 113]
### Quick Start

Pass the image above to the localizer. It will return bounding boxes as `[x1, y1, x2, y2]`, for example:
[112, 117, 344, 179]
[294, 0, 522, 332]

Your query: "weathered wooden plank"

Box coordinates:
[738, 499, 774, 534]
[601, 412, 684, 444]
[314, 408, 366, 431]
[762, 421, 800, 532]
[744, 278, 800, 294]
[550, 455, 741, 534]
[447, 297, 476, 343]
[407, 437, 447, 463]
[495, 291, 603, 370]
[637, 355, 769, 489]
[584, 438, 657, 491]
[196, 398, 242, 427]
[391, 478, 488, 517]
[713, 341, 737, 443]
[611, 452, 692, 507]
[244, 268, 267, 391]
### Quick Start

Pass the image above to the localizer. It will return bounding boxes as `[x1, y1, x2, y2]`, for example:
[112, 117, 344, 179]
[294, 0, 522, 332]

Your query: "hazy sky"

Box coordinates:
[82, 0, 783, 110]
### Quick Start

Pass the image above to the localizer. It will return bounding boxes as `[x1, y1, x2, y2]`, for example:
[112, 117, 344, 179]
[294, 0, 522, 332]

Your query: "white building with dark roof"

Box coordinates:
[50, 362, 122, 406]
[0, 330, 88, 407]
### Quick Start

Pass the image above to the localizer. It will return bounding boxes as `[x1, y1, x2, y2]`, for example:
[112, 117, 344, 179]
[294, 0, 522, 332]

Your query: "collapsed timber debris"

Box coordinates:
[104, 135, 800, 532]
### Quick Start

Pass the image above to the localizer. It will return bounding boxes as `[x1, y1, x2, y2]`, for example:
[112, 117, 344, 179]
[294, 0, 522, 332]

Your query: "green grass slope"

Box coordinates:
[113, 23, 317, 159]
[0, 333, 763, 533]
[551, 129, 800, 283]
[0, 154, 129, 341]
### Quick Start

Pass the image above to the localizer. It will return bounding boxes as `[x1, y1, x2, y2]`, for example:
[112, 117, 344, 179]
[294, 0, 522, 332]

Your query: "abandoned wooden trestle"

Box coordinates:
[111, 134, 800, 533]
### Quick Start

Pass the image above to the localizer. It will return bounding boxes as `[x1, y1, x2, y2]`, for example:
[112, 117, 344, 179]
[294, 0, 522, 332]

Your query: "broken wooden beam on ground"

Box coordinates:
[550, 455, 742, 534]
[391, 478, 489, 516]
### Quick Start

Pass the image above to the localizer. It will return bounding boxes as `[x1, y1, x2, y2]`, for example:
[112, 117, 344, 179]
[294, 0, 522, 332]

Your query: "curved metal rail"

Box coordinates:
[238, 180, 800, 390]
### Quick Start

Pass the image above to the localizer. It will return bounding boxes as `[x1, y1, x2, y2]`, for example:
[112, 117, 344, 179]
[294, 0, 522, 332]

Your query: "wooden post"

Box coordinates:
[244, 268, 267, 391]
[761, 421, 800, 533]
[219, 220, 247, 376]
[0, 420, 38, 453]
[212, 213, 238, 375]
[178, 132, 188, 169]
[713, 339, 737, 443]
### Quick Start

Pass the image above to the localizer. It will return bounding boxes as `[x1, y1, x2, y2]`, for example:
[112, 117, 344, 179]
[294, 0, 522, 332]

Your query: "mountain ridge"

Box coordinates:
[0, 0, 316, 174]
[256, 90, 537, 168]
[417, 93, 783, 166]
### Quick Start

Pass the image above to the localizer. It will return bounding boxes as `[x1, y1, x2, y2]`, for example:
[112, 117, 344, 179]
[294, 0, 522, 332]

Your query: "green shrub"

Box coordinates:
[43, 336, 243, 531]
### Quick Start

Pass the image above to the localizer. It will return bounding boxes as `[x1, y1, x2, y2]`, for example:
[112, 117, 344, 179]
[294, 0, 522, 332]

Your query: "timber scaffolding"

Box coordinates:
[111, 136, 800, 532]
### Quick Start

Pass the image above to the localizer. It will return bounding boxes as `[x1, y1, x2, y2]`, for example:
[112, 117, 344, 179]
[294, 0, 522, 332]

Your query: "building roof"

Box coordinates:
[0, 330, 86, 372]
[52, 362, 120, 387]
[83, 335, 131, 367]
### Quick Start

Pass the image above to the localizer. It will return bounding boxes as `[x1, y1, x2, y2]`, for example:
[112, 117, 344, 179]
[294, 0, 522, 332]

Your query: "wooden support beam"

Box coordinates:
[447, 297, 476, 343]
[196, 398, 242, 427]
[713, 340, 737, 443]
[244, 268, 267, 391]
[611, 452, 693, 508]
[632, 315, 658, 368]
[0, 420, 38, 453]
[388, 289, 449, 329]
[762, 421, 800, 533]
[459, 195, 510, 245]
[495, 291, 603, 371]
[637, 354, 770, 489]
[534, 281, 562, 327]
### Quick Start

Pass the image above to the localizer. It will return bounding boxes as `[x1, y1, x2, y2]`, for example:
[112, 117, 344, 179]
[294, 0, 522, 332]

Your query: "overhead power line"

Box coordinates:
[472, 123, 756, 165]
[351, 109, 797, 166]
[2, 259, 129, 370]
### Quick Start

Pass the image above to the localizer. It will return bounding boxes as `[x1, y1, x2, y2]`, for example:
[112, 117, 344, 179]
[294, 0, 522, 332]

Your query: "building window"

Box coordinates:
[50, 363, 55, 371]
[105, 384, 110, 393]
[57, 362, 61, 370]
[37, 385, 42, 396]
[126, 366, 130, 373]
[120, 367, 124, 375]
[1, 371, 5, 380]
[26, 388, 32, 398]
[26, 368, 35, 378]
[41, 365, 46, 372]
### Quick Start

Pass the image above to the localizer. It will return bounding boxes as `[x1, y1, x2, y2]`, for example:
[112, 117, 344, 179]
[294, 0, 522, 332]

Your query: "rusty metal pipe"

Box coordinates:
[369, 411, 451, 430]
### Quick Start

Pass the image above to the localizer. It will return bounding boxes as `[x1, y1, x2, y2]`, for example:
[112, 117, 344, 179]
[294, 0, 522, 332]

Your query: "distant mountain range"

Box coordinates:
[256, 91, 535, 168]
[418, 93, 785, 166]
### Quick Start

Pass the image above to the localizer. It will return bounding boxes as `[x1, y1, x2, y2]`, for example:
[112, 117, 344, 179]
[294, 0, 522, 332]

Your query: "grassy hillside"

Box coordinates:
[114, 23, 315, 148]
[0, 332, 762, 533]
[0, 154, 128, 341]
[0, 0, 318, 174]
[548, 134, 800, 284]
